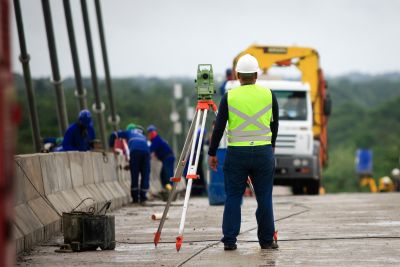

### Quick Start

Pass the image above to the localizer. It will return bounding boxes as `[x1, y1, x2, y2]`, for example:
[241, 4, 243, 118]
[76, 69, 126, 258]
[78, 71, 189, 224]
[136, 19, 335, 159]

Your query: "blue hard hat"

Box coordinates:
[226, 68, 232, 76]
[147, 125, 157, 132]
[78, 109, 92, 127]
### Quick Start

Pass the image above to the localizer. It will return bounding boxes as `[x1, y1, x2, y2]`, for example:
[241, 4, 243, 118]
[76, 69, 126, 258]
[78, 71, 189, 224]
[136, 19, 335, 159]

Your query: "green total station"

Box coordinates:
[196, 64, 215, 100]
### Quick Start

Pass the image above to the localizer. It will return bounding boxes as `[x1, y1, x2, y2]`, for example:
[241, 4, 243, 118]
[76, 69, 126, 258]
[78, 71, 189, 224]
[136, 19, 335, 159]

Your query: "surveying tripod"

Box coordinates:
[154, 98, 217, 251]
[153, 64, 219, 251]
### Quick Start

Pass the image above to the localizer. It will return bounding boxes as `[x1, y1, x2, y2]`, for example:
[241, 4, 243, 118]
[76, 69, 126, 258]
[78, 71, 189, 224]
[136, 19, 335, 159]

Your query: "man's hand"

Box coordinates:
[208, 156, 218, 172]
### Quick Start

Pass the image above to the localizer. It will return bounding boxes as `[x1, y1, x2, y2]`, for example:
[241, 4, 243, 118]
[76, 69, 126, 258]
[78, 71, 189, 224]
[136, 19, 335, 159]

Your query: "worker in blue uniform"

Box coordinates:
[109, 123, 150, 204]
[147, 125, 175, 191]
[62, 109, 95, 151]
[219, 68, 234, 96]
[42, 137, 63, 152]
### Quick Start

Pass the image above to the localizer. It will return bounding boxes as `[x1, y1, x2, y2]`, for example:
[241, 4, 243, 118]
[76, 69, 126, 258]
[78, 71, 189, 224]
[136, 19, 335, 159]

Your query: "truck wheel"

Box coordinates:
[100, 241, 116, 250]
[307, 180, 320, 195]
[86, 245, 98, 251]
[70, 242, 81, 252]
[292, 184, 305, 195]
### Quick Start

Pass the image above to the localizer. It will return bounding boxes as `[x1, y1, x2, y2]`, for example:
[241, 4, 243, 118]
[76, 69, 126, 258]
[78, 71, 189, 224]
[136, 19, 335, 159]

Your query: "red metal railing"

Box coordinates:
[1, 0, 17, 265]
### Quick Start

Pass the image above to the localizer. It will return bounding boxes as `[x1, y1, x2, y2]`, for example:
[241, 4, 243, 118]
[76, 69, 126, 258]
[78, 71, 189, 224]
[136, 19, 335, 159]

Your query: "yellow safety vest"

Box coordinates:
[227, 84, 273, 146]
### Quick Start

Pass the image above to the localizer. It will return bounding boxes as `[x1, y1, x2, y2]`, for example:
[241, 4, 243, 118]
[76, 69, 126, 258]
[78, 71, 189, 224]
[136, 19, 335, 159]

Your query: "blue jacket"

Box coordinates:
[150, 135, 174, 161]
[62, 123, 95, 151]
[109, 129, 149, 153]
[219, 80, 228, 96]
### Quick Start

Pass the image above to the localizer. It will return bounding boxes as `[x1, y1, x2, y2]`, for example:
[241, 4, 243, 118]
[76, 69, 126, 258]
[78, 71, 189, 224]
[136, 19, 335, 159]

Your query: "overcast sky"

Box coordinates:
[11, 0, 400, 78]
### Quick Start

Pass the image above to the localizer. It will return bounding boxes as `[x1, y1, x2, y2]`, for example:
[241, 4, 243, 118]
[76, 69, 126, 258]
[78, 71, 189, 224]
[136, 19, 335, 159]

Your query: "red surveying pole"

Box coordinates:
[1, 0, 18, 265]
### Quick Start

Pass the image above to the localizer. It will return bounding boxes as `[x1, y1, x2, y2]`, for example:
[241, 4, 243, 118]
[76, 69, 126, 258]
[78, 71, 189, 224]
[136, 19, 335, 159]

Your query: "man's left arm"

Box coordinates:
[270, 92, 279, 149]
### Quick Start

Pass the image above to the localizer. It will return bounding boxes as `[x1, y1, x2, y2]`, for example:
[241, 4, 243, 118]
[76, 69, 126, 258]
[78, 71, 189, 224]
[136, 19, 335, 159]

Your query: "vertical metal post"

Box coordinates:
[63, 0, 87, 111]
[171, 99, 178, 156]
[183, 96, 189, 136]
[41, 0, 69, 134]
[13, 0, 42, 152]
[94, 0, 119, 131]
[80, 0, 108, 149]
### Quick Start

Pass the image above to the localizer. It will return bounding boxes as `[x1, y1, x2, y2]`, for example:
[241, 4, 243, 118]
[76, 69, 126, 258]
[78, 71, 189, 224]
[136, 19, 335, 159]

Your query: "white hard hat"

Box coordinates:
[236, 54, 259, 73]
[391, 168, 400, 178]
[381, 176, 392, 185]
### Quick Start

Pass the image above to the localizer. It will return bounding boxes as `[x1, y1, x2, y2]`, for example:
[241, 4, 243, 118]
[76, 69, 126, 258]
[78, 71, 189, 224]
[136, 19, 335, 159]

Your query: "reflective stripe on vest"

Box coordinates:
[227, 84, 273, 146]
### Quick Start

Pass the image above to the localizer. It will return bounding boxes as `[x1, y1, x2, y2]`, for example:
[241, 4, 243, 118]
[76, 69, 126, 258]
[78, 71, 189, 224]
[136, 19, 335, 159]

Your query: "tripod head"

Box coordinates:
[195, 64, 215, 100]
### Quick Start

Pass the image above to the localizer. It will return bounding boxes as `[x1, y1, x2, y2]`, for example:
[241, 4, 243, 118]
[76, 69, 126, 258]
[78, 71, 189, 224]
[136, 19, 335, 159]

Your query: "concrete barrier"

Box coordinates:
[13, 152, 131, 254]
[13, 155, 45, 252]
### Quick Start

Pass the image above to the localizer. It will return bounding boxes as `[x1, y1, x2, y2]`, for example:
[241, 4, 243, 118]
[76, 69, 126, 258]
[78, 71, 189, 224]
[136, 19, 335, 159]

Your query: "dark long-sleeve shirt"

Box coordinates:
[150, 135, 175, 161]
[62, 123, 95, 152]
[208, 90, 279, 156]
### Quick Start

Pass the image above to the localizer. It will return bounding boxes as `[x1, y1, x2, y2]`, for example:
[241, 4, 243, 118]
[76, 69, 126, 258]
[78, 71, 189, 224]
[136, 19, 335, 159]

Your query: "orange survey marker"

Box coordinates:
[274, 230, 278, 241]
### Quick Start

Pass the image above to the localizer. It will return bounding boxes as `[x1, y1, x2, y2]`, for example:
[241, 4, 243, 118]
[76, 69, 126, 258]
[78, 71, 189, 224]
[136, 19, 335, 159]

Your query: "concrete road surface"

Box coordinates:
[17, 193, 400, 266]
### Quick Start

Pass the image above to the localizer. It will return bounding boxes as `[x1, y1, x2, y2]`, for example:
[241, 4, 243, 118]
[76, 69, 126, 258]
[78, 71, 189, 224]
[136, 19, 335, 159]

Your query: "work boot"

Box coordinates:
[131, 190, 139, 204]
[131, 195, 139, 204]
[224, 244, 237, 251]
[139, 198, 147, 206]
[260, 241, 279, 249]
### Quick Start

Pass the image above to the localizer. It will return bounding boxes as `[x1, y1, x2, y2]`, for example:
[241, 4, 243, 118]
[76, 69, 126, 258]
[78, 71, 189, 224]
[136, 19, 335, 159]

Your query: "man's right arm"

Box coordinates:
[208, 94, 229, 156]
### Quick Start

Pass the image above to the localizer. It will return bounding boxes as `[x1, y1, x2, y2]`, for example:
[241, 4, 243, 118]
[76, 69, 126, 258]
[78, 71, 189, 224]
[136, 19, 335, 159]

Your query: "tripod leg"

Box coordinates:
[247, 177, 256, 196]
[176, 109, 208, 251]
[154, 110, 198, 246]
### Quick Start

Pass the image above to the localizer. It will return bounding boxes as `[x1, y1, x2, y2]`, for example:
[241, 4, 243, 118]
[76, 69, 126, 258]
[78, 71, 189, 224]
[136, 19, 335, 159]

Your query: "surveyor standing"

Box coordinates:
[208, 54, 279, 251]
[147, 125, 175, 191]
[62, 109, 96, 152]
[109, 124, 150, 204]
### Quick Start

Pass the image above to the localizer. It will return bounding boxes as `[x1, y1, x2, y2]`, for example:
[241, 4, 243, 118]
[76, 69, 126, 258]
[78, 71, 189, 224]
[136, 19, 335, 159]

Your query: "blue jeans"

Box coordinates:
[160, 156, 175, 187]
[222, 145, 275, 246]
[130, 150, 150, 202]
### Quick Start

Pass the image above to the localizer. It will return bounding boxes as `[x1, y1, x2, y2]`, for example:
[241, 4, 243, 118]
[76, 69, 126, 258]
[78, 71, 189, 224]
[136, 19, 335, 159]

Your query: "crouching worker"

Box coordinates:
[62, 109, 95, 151]
[110, 123, 150, 204]
[147, 125, 175, 191]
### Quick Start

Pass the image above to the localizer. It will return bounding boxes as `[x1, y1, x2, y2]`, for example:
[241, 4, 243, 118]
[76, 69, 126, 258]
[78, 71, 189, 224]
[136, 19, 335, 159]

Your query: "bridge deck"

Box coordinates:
[18, 193, 400, 266]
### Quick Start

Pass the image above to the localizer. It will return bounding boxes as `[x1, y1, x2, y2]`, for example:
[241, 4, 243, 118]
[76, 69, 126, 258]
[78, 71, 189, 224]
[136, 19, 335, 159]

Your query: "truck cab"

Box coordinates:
[225, 79, 321, 194]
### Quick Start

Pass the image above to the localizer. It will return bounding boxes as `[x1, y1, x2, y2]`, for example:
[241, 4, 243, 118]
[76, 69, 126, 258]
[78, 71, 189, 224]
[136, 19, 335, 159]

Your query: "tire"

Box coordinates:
[292, 184, 305, 195]
[307, 180, 320, 195]
[101, 241, 116, 250]
[86, 245, 98, 251]
[70, 242, 81, 252]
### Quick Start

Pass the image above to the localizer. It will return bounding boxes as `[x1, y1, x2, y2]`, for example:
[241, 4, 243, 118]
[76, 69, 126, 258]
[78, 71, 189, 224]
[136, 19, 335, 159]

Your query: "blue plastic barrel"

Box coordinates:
[356, 149, 373, 175]
[208, 148, 227, 205]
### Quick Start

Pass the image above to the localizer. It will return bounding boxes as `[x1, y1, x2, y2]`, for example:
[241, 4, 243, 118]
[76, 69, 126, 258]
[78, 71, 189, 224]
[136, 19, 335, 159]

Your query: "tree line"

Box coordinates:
[14, 73, 400, 192]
